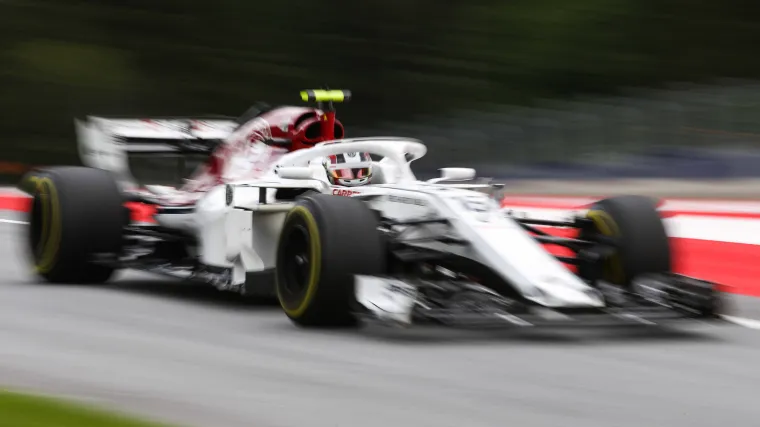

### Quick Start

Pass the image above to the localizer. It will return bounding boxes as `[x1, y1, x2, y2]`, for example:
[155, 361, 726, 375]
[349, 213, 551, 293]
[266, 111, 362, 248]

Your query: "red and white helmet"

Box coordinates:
[322, 151, 373, 187]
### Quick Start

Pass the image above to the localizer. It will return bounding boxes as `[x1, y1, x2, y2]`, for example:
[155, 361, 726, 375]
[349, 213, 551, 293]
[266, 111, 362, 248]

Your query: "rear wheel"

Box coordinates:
[275, 193, 386, 327]
[21, 167, 126, 284]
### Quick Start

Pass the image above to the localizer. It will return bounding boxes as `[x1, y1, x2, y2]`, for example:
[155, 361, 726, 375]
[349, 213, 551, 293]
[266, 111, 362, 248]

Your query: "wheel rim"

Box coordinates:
[281, 224, 311, 297]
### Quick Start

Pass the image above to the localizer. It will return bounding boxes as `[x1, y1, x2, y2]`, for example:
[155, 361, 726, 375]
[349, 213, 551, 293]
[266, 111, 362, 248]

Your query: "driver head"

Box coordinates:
[322, 151, 373, 187]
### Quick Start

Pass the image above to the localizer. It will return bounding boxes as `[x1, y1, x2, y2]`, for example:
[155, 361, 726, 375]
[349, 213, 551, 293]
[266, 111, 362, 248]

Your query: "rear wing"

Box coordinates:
[75, 116, 239, 187]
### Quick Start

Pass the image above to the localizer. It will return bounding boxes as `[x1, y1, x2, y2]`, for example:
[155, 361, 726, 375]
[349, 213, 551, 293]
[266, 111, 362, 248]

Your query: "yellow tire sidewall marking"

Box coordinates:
[586, 209, 625, 284]
[27, 176, 61, 274]
[277, 206, 321, 318]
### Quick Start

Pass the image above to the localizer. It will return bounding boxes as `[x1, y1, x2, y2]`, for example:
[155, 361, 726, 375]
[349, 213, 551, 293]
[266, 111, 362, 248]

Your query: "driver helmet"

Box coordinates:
[323, 152, 373, 186]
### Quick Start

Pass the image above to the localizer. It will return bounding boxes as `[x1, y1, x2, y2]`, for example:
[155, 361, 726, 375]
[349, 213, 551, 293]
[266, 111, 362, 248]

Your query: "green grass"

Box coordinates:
[0, 389, 178, 427]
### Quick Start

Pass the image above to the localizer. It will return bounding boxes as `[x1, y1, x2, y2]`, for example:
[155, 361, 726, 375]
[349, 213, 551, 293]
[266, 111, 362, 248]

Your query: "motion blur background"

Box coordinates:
[3, 0, 760, 184]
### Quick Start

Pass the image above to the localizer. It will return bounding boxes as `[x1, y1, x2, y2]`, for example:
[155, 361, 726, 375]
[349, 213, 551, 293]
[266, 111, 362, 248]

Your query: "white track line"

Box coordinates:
[0, 219, 27, 225]
[721, 315, 760, 330]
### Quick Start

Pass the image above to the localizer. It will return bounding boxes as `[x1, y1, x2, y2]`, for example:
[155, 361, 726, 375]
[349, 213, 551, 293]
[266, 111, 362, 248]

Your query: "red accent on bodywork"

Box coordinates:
[322, 110, 336, 140]
[184, 106, 346, 194]
[125, 202, 157, 223]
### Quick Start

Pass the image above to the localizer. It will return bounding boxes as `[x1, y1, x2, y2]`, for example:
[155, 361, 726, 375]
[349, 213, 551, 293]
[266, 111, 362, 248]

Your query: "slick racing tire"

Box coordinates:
[21, 166, 126, 284]
[275, 193, 386, 328]
[579, 195, 671, 288]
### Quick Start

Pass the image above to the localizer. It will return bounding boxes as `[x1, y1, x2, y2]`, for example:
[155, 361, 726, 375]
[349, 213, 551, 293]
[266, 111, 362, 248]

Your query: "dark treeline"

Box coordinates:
[1, 0, 760, 166]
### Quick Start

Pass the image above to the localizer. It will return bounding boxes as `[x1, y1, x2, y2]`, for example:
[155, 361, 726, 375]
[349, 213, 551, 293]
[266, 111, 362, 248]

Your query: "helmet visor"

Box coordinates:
[330, 167, 371, 180]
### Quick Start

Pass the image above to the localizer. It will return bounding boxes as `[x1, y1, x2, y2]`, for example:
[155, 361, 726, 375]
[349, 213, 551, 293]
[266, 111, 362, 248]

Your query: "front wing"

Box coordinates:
[353, 273, 724, 329]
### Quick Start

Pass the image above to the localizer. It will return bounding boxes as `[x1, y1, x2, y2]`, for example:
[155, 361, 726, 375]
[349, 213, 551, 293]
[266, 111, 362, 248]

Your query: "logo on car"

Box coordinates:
[332, 189, 360, 196]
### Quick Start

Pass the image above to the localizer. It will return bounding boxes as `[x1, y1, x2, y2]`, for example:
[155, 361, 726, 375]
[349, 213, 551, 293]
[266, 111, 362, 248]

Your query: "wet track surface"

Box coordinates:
[2, 215, 760, 427]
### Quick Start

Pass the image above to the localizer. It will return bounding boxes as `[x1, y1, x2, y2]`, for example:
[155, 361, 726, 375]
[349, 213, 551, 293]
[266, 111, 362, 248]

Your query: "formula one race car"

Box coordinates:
[18, 90, 724, 329]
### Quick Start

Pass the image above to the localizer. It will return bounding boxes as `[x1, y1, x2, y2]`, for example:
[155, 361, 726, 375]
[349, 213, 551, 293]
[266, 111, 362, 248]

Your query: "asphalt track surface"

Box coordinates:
[3, 212, 760, 427]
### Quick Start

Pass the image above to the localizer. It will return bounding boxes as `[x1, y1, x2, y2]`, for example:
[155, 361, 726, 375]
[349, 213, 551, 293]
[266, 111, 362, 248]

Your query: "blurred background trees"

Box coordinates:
[2, 0, 760, 176]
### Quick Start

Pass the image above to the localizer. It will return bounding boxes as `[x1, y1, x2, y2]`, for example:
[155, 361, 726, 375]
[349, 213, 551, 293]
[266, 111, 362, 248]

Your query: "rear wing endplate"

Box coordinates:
[74, 116, 239, 187]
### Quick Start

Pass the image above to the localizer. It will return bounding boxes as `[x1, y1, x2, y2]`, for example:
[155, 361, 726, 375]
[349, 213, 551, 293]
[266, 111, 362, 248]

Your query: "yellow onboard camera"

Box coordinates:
[300, 89, 351, 103]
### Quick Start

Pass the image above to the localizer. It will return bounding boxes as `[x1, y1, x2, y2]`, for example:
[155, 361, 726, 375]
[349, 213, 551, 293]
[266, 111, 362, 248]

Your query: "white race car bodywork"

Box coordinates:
[23, 103, 718, 329]
[185, 137, 603, 310]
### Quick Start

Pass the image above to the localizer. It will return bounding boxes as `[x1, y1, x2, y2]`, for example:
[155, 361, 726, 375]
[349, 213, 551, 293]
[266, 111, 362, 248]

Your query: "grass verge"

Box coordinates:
[0, 389, 178, 427]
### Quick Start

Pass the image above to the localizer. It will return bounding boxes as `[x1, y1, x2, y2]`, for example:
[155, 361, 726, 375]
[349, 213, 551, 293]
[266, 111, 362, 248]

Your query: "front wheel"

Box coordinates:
[578, 195, 671, 288]
[275, 193, 386, 327]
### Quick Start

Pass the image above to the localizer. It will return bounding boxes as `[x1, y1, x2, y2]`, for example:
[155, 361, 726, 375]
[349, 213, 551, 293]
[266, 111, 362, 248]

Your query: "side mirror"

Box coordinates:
[277, 166, 313, 180]
[427, 167, 476, 183]
[440, 167, 476, 181]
